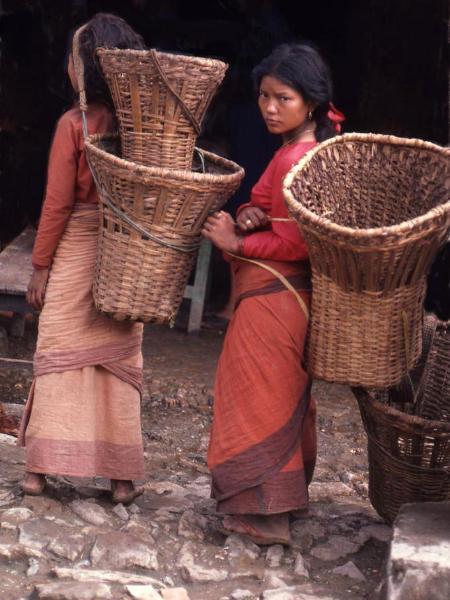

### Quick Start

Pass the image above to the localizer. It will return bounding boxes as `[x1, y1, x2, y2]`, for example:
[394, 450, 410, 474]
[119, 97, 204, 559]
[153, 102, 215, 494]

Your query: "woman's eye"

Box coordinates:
[281, 96, 290, 102]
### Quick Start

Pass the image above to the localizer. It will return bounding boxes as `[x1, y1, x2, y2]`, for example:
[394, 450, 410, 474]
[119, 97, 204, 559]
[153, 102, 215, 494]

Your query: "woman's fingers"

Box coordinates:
[37, 286, 45, 310]
[238, 207, 268, 231]
[27, 288, 38, 311]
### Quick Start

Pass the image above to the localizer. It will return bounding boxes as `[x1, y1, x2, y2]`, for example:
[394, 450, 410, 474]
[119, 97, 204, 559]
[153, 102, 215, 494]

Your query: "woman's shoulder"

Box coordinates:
[57, 104, 114, 147]
[273, 141, 317, 175]
[57, 103, 113, 132]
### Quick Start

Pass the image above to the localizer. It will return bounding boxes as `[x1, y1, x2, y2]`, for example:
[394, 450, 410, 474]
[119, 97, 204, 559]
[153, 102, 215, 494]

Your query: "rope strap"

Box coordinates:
[226, 252, 310, 321]
[91, 171, 200, 253]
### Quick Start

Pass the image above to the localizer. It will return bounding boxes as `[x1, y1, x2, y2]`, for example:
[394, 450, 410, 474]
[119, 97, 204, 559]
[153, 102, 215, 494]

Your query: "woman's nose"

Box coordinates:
[266, 100, 277, 114]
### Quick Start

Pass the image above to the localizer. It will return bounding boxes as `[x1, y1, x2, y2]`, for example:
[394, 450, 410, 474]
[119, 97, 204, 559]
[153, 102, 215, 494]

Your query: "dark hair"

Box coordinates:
[252, 43, 336, 142]
[71, 13, 146, 108]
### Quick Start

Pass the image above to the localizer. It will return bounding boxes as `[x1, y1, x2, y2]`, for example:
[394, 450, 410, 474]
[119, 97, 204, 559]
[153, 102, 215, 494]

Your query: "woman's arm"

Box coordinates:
[235, 158, 275, 232]
[240, 223, 308, 261]
[27, 113, 78, 310]
[31, 113, 78, 270]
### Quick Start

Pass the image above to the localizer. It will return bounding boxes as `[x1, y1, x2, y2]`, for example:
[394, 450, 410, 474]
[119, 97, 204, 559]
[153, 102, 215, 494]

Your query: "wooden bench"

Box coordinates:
[0, 227, 35, 337]
[0, 228, 211, 336]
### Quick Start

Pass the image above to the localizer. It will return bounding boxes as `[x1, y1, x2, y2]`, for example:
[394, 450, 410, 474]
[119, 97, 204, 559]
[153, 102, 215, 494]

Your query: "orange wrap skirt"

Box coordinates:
[208, 258, 316, 514]
[19, 205, 144, 480]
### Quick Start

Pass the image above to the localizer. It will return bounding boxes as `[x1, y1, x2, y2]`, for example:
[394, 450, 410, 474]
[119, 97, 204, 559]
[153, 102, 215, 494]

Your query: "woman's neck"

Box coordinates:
[282, 120, 316, 146]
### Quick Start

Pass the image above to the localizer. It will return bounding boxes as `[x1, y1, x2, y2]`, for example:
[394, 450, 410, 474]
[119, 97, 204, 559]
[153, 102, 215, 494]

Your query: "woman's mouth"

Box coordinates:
[265, 119, 281, 127]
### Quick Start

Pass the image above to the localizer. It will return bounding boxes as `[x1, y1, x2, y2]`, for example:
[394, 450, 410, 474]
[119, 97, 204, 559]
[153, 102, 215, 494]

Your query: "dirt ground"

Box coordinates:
[0, 312, 390, 600]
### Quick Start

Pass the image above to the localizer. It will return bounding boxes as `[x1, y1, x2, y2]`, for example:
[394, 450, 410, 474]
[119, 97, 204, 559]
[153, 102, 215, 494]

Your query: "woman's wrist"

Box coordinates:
[236, 236, 245, 256]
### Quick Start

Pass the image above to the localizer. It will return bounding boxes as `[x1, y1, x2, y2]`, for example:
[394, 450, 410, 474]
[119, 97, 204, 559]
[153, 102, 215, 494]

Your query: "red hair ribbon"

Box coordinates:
[327, 102, 345, 133]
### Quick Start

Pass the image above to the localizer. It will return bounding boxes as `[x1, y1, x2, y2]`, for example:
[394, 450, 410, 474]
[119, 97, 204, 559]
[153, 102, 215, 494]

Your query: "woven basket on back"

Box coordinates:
[352, 386, 450, 524]
[284, 133, 450, 387]
[97, 48, 228, 170]
[85, 134, 244, 323]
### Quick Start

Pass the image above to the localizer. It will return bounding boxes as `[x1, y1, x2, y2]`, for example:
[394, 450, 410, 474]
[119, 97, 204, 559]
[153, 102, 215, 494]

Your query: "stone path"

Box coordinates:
[0, 324, 391, 599]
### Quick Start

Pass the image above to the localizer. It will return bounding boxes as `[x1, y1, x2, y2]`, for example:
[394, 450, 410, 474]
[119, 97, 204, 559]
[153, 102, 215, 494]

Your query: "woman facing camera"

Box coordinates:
[202, 43, 344, 545]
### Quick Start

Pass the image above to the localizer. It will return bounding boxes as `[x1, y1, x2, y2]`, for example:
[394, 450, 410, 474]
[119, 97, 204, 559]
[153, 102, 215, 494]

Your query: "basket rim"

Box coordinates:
[96, 47, 228, 70]
[283, 132, 450, 244]
[85, 133, 245, 184]
[352, 386, 450, 433]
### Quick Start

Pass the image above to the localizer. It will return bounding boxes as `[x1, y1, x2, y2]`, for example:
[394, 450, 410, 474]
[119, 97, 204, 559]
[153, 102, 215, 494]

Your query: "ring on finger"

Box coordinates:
[246, 219, 252, 226]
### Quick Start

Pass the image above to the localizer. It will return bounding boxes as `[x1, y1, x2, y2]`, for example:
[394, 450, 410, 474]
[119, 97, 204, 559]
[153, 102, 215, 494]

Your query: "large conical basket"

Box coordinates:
[284, 133, 450, 387]
[352, 386, 450, 524]
[85, 134, 244, 323]
[97, 48, 228, 169]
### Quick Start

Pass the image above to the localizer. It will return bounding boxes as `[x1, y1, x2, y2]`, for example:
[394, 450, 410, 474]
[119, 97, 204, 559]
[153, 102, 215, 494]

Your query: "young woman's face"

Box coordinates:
[67, 54, 79, 93]
[258, 75, 312, 136]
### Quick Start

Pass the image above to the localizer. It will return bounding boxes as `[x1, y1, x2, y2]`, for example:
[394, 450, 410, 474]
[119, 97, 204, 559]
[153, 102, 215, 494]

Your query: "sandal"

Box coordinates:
[110, 480, 143, 505]
[219, 513, 291, 546]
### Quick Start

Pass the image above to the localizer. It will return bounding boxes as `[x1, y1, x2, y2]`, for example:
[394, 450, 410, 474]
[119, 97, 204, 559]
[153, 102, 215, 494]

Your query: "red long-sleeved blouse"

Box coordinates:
[238, 140, 316, 262]
[32, 104, 114, 269]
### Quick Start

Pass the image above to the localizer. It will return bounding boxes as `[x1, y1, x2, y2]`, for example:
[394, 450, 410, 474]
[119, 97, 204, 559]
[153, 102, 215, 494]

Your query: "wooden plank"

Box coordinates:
[0, 357, 33, 368]
[185, 240, 212, 334]
[0, 295, 32, 312]
[0, 227, 35, 295]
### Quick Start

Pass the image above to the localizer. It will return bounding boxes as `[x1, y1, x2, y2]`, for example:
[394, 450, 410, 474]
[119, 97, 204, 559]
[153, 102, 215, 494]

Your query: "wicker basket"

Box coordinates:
[85, 134, 244, 323]
[284, 133, 450, 387]
[415, 316, 450, 421]
[353, 386, 450, 524]
[97, 48, 228, 170]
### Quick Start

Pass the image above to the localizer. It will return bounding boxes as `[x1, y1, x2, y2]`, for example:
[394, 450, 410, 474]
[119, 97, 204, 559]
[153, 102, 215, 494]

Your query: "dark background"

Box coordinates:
[0, 0, 448, 248]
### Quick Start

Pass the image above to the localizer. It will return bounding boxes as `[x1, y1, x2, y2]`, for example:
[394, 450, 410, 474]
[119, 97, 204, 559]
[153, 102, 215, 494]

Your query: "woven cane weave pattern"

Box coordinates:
[284, 133, 450, 386]
[353, 386, 450, 523]
[97, 48, 227, 169]
[86, 134, 244, 323]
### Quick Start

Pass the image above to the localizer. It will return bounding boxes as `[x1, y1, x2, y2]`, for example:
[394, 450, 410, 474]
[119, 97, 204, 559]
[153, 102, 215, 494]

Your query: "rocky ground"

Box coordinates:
[0, 315, 391, 600]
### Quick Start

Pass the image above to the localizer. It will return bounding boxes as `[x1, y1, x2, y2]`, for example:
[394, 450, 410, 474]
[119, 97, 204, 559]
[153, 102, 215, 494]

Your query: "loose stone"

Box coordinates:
[332, 560, 366, 582]
[310, 535, 360, 561]
[265, 544, 284, 568]
[125, 584, 162, 600]
[112, 503, 129, 521]
[293, 552, 310, 579]
[35, 581, 113, 599]
[70, 500, 111, 527]
[90, 531, 158, 570]
[160, 589, 192, 600]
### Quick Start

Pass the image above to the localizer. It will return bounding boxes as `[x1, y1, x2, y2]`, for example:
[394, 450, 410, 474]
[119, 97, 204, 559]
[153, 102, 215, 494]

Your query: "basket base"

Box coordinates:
[367, 439, 450, 524]
[93, 229, 197, 324]
[306, 274, 425, 387]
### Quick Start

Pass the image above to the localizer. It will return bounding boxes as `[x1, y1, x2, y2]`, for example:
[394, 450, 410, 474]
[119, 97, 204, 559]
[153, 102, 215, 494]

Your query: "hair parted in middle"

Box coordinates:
[252, 43, 336, 142]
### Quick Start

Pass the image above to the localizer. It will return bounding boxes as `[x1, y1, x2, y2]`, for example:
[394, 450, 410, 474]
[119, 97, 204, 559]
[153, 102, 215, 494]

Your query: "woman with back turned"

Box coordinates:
[20, 13, 147, 505]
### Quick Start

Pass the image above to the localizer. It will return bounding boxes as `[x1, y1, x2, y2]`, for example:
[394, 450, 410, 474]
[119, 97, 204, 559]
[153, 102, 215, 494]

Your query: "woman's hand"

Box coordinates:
[236, 206, 269, 232]
[26, 268, 49, 311]
[201, 211, 242, 255]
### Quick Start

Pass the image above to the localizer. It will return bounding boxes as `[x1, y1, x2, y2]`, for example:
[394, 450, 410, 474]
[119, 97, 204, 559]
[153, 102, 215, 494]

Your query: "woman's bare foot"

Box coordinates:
[110, 479, 143, 505]
[22, 472, 46, 496]
[220, 513, 291, 546]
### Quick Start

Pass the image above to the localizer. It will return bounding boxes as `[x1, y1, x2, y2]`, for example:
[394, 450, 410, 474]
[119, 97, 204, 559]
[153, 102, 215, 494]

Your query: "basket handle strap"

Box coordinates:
[226, 252, 309, 321]
[92, 173, 200, 254]
[150, 49, 202, 135]
[71, 32, 201, 255]
[72, 24, 89, 138]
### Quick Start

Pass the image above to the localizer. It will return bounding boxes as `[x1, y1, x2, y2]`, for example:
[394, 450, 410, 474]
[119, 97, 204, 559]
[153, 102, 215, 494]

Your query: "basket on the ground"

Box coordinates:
[353, 386, 450, 524]
[284, 133, 450, 387]
[97, 48, 228, 170]
[85, 133, 244, 323]
[415, 316, 450, 421]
